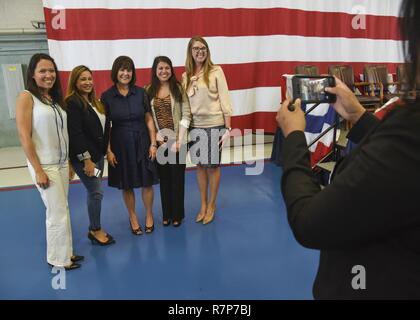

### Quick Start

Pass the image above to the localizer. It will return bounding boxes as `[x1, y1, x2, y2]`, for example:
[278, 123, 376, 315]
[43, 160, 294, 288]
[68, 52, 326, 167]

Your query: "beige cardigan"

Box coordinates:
[182, 65, 233, 128]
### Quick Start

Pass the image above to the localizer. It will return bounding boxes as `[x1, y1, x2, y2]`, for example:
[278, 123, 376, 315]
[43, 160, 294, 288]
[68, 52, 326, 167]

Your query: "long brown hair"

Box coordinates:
[400, 0, 420, 94]
[65, 65, 105, 113]
[184, 36, 214, 91]
[147, 56, 183, 104]
[26, 53, 64, 108]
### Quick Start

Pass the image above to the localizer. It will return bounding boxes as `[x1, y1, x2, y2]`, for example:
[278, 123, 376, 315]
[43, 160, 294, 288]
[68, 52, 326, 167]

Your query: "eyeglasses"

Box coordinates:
[192, 46, 207, 53]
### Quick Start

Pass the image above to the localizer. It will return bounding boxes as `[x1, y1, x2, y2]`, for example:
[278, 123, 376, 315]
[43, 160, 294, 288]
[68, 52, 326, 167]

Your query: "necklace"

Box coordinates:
[42, 94, 52, 104]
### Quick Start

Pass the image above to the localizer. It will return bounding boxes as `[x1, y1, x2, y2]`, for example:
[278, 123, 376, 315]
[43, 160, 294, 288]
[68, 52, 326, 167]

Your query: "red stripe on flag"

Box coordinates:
[231, 112, 278, 133]
[44, 8, 402, 41]
[311, 142, 332, 167]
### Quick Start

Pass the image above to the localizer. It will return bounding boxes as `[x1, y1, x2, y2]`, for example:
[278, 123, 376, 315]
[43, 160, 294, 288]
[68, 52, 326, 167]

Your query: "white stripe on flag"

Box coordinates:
[231, 87, 281, 116]
[305, 103, 331, 117]
[48, 35, 404, 72]
[305, 125, 339, 152]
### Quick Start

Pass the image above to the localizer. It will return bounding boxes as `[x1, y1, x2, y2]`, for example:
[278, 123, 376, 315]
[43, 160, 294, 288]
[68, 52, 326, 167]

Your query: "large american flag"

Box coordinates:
[42, 0, 403, 137]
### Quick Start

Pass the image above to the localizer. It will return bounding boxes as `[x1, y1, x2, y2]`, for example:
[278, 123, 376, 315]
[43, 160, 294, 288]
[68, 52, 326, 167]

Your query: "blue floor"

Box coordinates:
[0, 163, 319, 300]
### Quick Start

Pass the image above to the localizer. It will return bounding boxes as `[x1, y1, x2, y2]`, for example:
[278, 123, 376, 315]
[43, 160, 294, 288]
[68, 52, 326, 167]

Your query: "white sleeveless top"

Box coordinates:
[27, 91, 69, 165]
[89, 102, 106, 133]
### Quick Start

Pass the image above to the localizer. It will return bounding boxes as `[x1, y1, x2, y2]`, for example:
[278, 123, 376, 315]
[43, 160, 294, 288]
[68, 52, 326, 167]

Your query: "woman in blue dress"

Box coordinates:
[101, 56, 159, 235]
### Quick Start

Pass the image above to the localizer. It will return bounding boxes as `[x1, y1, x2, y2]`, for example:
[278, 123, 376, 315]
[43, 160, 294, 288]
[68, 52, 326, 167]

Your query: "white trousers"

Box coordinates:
[28, 162, 73, 267]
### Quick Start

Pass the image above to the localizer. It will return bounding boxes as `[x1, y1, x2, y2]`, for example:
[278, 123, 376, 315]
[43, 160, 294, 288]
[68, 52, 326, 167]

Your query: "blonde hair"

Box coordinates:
[184, 36, 214, 91]
[65, 65, 105, 114]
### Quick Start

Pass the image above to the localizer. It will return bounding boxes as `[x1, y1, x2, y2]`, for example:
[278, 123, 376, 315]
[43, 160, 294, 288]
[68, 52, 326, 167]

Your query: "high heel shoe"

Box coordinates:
[71, 255, 84, 262]
[130, 224, 143, 235]
[163, 219, 171, 227]
[145, 223, 154, 234]
[195, 211, 206, 223]
[88, 232, 116, 245]
[172, 220, 182, 227]
[48, 262, 81, 270]
[203, 209, 215, 225]
[65, 262, 81, 270]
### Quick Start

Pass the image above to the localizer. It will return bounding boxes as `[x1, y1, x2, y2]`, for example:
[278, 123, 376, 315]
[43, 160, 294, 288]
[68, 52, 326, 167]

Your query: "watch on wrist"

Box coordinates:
[77, 151, 91, 161]
[226, 127, 232, 132]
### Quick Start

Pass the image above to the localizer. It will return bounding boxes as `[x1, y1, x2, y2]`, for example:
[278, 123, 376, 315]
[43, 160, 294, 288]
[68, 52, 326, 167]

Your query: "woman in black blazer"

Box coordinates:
[276, 0, 420, 299]
[66, 65, 115, 246]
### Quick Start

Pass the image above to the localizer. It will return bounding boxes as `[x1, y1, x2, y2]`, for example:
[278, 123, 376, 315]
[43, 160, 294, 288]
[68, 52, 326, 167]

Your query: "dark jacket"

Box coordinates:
[281, 103, 420, 299]
[66, 95, 110, 163]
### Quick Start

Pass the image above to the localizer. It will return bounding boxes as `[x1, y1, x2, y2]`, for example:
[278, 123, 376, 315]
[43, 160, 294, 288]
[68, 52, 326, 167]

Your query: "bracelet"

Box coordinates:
[77, 151, 91, 161]
[151, 144, 158, 148]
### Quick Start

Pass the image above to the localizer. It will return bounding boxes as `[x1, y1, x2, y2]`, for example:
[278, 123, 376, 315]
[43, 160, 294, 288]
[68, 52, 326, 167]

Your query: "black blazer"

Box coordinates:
[281, 103, 420, 299]
[66, 95, 110, 163]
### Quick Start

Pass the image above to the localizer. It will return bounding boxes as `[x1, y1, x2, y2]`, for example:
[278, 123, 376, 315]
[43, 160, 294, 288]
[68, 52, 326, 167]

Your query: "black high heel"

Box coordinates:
[130, 223, 143, 235]
[71, 255, 84, 262]
[88, 232, 116, 245]
[48, 262, 81, 270]
[145, 224, 154, 234]
[163, 220, 170, 227]
[65, 262, 81, 270]
[172, 220, 182, 227]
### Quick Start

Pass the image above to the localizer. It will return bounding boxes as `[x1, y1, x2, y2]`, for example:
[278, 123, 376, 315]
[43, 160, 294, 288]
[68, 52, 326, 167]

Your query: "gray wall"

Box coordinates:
[0, 0, 47, 147]
[0, 34, 48, 147]
[0, 0, 44, 32]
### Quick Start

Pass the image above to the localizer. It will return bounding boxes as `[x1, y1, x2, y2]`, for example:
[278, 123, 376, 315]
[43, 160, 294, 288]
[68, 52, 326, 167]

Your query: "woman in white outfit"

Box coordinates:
[15, 53, 83, 270]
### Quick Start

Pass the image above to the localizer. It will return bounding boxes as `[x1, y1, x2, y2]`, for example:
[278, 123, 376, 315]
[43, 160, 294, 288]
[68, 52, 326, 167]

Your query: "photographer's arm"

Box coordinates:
[326, 76, 380, 143]
[346, 111, 380, 144]
[280, 111, 419, 250]
[325, 77, 366, 125]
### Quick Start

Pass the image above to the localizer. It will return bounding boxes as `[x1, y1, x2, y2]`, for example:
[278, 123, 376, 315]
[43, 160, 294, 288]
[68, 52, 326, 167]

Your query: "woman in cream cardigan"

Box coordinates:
[146, 56, 191, 227]
[182, 36, 233, 225]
